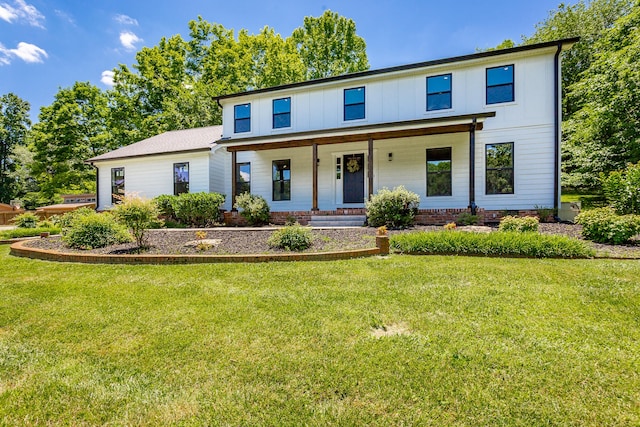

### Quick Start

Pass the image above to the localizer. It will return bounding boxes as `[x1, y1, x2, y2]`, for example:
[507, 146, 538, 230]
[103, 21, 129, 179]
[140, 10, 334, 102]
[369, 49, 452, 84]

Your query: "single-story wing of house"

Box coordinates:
[89, 38, 578, 225]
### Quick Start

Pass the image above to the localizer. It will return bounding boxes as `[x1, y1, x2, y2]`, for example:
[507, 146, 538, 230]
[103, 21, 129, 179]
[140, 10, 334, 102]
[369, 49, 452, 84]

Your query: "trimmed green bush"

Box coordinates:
[172, 192, 225, 227]
[112, 196, 161, 248]
[62, 212, 132, 250]
[153, 194, 178, 220]
[235, 192, 270, 226]
[602, 162, 640, 215]
[575, 207, 640, 244]
[58, 207, 95, 231]
[390, 231, 594, 258]
[268, 224, 313, 251]
[499, 215, 539, 233]
[0, 227, 61, 240]
[11, 212, 39, 228]
[366, 186, 420, 228]
[456, 212, 479, 226]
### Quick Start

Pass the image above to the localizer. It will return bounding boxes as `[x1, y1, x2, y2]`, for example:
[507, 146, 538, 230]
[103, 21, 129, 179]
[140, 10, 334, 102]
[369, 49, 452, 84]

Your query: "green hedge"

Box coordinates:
[575, 207, 640, 244]
[390, 231, 594, 258]
[0, 227, 61, 240]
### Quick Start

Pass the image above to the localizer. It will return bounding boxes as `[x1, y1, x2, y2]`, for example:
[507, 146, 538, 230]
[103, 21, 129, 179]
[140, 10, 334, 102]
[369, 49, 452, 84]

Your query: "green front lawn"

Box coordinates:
[1, 246, 639, 425]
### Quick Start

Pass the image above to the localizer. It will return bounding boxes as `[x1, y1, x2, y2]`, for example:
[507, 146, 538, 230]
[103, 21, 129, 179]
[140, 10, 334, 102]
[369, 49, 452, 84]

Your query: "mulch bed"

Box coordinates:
[22, 223, 640, 258]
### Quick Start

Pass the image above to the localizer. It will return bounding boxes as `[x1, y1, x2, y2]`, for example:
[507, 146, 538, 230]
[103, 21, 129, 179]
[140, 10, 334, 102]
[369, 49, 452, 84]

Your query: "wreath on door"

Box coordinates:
[346, 157, 361, 173]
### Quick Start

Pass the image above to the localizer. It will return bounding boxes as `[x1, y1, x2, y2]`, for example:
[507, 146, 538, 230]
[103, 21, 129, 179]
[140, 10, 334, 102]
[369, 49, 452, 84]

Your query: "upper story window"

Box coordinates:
[174, 162, 189, 195]
[486, 142, 514, 194]
[426, 74, 452, 111]
[234, 103, 251, 133]
[111, 167, 124, 204]
[273, 97, 291, 129]
[486, 65, 514, 104]
[344, 87, 365, 121]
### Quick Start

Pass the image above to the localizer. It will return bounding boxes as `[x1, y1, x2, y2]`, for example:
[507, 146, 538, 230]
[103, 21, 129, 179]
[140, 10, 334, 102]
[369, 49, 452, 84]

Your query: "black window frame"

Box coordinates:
[272, 159, 291, 201]
[234, 103, 251, 133]
[343, 87, 365, 121]
[272, 97, 291, 129]
[426, 147, 452, 197]
[485, 142, 514, 195]
[426, 74, 452, 111]
[111, 167, 124, 204]
[486, 64, 514, 105]
[235, 162, 251, 196]
[173, 162, 189, 195]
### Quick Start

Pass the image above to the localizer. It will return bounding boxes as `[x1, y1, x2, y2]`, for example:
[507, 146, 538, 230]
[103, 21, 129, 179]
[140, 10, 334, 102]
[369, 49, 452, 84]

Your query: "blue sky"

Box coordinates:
[1, 0, 569, 122]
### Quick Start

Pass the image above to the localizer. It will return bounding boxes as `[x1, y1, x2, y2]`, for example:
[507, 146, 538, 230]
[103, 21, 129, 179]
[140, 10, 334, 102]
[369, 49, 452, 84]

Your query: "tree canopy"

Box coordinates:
[0, 93, 30, 203]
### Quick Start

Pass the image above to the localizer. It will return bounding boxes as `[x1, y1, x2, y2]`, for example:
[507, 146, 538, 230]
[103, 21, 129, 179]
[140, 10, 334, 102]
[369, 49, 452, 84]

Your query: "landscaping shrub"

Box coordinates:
[575, 207, 640, 244]
[366, 186, 420, 228]
[112, 195, 161, 248]
[390, 231, 594, 258]
[499, 215, 539, 233]
[601, 161, 640, 215]
[58, 207, 95, 231]
[268, 224, 313, 251]
[172, 192, 225, 227]
[62, 212, 132, 250]
[0, 226, 61, 240]
[456, 212, 479, 226]
[234, 192, 270, 225]
[153, 194, 178, 220]
[534, 205, 556, 223]
[11, 212, 39, 228]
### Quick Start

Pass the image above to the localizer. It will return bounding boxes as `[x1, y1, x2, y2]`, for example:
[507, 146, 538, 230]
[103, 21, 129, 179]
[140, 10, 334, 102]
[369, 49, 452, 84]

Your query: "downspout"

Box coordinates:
[553, 42, 562, 219]
[468, 118, 477, 215]
[90, 162, 99, 211]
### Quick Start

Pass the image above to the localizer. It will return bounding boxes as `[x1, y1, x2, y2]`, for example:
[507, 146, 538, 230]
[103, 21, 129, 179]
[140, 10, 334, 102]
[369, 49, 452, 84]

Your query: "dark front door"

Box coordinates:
[343, 154, 365, 203]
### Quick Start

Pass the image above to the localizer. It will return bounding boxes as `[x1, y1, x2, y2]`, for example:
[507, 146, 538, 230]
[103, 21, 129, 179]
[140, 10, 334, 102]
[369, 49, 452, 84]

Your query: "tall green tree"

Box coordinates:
[290, 10, 369, 80]
[563, 4, 640, 188]
[30, 82, 111, 200]
[0, 93, 30, 203]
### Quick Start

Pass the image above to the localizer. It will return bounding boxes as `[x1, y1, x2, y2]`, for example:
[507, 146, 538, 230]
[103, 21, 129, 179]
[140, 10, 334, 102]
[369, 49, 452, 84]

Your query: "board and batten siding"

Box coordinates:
[95, 151, 211, 210]
[219, 48, 557, 140]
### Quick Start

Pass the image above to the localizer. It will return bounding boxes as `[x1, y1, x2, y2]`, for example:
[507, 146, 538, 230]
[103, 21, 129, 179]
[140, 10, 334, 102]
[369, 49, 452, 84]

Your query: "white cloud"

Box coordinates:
[119, 31, 142, 51]
[54, 9, 75, 25]
[114, 14, 138, 26]
[101, 70, 115, 87]
[0, 0, 45, 28]
[0, 41, 48, 64]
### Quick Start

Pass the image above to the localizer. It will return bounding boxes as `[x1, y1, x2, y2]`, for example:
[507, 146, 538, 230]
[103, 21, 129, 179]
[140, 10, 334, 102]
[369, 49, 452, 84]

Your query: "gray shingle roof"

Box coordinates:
[87, 125, 223, 162]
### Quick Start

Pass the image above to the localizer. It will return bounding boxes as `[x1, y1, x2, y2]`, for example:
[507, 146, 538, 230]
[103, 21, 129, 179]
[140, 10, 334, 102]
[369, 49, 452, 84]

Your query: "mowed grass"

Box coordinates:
[1, 246, 639, 426]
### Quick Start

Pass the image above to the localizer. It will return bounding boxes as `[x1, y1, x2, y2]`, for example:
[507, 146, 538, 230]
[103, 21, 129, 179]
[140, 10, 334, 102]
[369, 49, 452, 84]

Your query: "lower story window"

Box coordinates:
[426, 147, 452, 196]
[272, 159, 291, 201]
[174, 162, 189, 195]
[486, 142, 514, 194]
[236, 162, 251, 196]
[111, 167, 124, 204]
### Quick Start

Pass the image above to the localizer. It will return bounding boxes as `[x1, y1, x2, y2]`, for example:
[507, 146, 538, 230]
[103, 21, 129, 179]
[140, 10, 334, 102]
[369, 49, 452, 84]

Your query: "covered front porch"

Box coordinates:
[221, 112, 496, 225]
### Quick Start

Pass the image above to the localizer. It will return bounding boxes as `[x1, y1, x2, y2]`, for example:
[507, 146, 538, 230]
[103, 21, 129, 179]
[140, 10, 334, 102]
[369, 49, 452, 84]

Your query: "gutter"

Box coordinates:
[553, 42, 562, 218]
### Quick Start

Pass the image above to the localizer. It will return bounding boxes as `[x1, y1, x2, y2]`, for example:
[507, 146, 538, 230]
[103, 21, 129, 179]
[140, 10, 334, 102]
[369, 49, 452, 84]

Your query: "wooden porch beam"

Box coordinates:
[226, 122, 483, 152]
[367, 138, 374, 200]
[312, 143, 318, 211]
[231, 150, 237, 211]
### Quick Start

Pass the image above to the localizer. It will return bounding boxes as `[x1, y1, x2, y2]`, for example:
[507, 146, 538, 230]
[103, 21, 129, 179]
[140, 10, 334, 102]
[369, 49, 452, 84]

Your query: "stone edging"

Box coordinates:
[9, 238, 389, 264]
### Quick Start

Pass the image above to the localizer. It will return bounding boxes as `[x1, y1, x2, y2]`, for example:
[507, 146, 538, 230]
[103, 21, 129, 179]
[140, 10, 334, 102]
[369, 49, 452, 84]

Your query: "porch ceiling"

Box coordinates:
[222, 112, 495, 152]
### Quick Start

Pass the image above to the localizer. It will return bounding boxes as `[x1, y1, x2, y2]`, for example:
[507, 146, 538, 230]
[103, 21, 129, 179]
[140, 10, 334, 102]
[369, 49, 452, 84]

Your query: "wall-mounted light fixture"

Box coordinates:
[388, 152, 393, 162]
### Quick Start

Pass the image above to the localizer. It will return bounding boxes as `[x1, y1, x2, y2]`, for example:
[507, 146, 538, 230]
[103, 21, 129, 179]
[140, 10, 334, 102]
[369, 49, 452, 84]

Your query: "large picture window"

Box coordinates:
[174, 162, 189, 195]
[344, 87, 365, 121]
[486, 65, 514, 104]
[111, 167, 124, 204]
[272, 159, 291, 201]
[234, 103, 251, 133]
[486, 143, 514, 194]
[426, 147, 452, 196]
[235, 162, 251, 196]
[273, 97, 291, 129]
[427, 74, 452, 111]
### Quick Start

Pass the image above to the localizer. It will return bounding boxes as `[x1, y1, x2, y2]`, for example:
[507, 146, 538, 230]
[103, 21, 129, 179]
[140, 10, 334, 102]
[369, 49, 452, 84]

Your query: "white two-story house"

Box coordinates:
[89, 38, 577, 225]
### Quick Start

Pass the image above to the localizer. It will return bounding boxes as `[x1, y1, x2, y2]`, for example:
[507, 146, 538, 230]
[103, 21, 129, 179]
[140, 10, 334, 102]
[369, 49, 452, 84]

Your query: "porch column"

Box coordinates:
[231, 150, 237, 211]
[312, 143, 318, 211]
[367, 138, 374, 200]
[468, 119, 477, 215]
